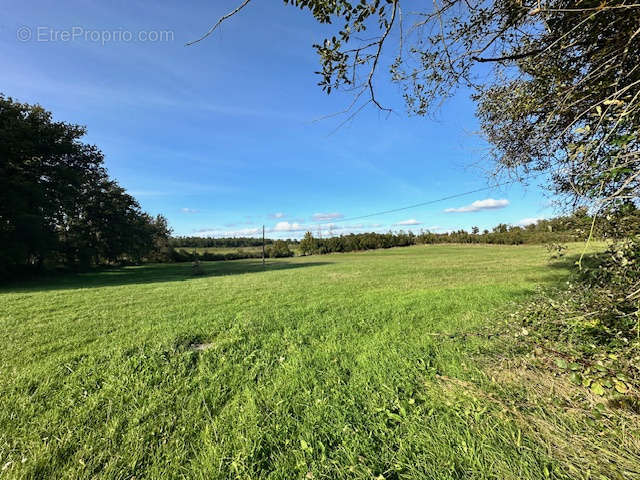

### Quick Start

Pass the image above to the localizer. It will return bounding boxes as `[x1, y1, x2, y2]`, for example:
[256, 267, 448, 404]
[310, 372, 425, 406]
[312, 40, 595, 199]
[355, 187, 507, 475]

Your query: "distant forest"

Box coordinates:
[169, 209, 638, 261]
[297, 209, 608, 256]
[169, 236, 283, 248]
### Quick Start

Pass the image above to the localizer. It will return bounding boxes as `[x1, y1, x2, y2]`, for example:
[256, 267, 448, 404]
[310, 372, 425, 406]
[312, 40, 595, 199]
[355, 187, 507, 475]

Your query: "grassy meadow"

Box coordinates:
[1, 243, 637, 479]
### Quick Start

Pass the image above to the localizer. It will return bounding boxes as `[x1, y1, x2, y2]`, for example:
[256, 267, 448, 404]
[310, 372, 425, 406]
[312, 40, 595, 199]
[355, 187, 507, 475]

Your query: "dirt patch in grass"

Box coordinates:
[190, 342, 214, 352]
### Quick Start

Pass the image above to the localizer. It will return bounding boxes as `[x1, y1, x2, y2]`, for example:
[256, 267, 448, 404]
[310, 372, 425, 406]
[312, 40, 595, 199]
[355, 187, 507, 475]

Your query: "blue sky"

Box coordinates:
[2, 0, 553, 238]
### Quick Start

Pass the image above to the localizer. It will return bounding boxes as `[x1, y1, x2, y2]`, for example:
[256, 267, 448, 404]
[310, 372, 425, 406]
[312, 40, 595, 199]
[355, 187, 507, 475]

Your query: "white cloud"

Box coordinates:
[312, 212, 344, 221]
[319, 223, 385, 236]
[181, 208, 199, 214]
[193, 227, 260, 237]
[190, 221, 389, 240]
[270, 212, 285, 219]
[271, 221, 306, 232]
[395, 219, 421, 226]
[516, 217, 544, 226]
[444, 198, 510, 213]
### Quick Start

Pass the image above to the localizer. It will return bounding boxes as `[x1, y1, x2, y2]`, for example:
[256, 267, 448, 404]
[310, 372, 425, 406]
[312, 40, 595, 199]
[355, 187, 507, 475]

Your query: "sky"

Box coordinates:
[2, 0, 554, 238]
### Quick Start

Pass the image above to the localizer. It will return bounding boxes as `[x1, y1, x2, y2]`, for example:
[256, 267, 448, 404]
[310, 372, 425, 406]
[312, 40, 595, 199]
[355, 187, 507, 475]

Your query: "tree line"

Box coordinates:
[169, 236, 298, 248]
[168, 208, 640, 261]
[1, 95, 171, 276]
[170, 239, 294, 262]
[296, 209, 637, 256]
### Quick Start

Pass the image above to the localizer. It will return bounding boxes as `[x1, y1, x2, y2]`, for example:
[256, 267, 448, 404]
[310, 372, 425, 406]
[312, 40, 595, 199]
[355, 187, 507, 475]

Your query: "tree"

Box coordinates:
[147, 215, 173, 262]
[1, 95, 103, 271]
[267, 240, 294, 258]
[299, 231, 317, 255]
[0, 95, 169, 273]
[493, 223, 508, 234]
[191, 0, 639, 220]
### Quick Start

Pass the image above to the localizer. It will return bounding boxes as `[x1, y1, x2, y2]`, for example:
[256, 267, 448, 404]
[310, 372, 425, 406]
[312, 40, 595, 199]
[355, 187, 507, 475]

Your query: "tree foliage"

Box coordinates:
[169, 236, 277, 248]
[267, 240, 295, 258]
[0, 95, 170, 274]
[299, 231, 317, 256]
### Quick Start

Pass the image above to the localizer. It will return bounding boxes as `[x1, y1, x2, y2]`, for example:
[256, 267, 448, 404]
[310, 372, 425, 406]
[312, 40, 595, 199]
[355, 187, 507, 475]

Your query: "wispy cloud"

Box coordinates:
[312, 212, 344, 221]
[193, 227, 261, 237]
[444, 198, 510, 213]
[395, 219, 421, 226]
[516, 217, 544, 226]
[269, 212, 286, 219]
[189, 221, 388, 239]
[424, 225, 449, 232]
[129, 189, 168, 197]
[3, 69, 305, 121]
[181, 207, 199, 214]
[127, 180, 239, 198]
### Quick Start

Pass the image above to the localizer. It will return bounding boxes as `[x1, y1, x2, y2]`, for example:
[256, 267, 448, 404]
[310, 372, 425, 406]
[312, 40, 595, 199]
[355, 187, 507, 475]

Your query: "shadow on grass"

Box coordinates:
[521, 253, 596, 290]
[546, 251, 603, 271]
[1, 259, 331, 293]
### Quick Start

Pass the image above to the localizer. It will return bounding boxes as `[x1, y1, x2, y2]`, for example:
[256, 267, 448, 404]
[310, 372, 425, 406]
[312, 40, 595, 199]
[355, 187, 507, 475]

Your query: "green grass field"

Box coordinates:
[1, 243, 636, 479]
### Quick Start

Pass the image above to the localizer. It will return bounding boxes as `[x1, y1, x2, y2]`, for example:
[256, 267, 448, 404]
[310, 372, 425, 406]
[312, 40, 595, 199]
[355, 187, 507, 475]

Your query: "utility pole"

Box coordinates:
[262, 224, 265, 266]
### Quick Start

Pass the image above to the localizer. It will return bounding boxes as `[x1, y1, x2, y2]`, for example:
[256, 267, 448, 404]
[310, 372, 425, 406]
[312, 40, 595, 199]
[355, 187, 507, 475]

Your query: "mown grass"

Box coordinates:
[1, 243, 635, 479]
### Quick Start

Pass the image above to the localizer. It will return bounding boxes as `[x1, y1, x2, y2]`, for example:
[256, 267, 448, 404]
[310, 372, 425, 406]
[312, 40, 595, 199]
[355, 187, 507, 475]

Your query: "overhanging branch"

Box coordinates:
[472, 48, 545, 63]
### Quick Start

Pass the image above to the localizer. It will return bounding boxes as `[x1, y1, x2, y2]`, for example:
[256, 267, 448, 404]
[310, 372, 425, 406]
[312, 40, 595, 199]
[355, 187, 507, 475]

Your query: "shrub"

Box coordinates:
[267, 240, 294, 258]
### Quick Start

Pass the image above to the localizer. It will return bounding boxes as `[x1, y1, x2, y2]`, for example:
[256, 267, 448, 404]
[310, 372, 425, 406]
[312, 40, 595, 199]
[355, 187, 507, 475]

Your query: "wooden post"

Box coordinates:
[262, 225, 265, 266]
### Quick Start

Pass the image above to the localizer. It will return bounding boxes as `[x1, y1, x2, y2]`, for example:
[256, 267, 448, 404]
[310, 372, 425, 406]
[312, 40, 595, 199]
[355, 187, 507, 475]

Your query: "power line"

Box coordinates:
[186, 172, 545, 237]
[311, 173, 545, 226]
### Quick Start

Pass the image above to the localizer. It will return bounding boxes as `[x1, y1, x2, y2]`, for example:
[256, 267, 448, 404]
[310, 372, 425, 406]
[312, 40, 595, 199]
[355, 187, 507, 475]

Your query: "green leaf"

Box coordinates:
[614, 380, 628, 394]
[555, 358, 568, 369]
[569, 372, 582, 385]
[590, 381, 605, 396]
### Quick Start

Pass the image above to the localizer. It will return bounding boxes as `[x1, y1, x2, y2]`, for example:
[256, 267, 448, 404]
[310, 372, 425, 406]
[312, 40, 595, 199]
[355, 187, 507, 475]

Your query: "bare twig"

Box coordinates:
[186, 0, 253, 46]
[366, 0, 398, 111]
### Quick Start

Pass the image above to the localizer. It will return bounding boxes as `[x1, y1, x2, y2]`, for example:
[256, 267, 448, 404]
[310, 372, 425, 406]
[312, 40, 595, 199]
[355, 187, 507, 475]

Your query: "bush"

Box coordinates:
[169, 248, 264, 263]
[267, 240, 294, 258]
[513, 236, 640, 399]
[577, 236, 640, 336]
